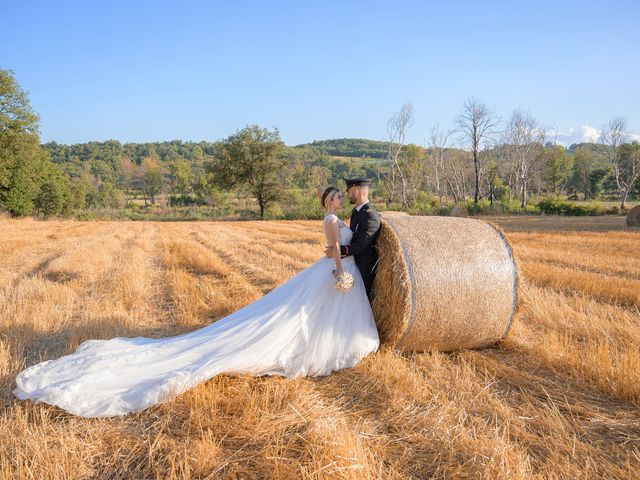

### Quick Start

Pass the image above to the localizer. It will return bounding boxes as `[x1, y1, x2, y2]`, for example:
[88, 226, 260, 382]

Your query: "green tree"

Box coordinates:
[0, 68, 42, 216]
[210, 125, 286, 218]
[399, 144, 426, 206]
[99, 181, 122, 208]
[192, 171, 225, 206]
[169, 159, 192, 197]
[34, 161, 72, 216]
[542, 145, 572, 194]
[588, 167, 609, 200]
[81, 173, 102, 209]
[117, 156, 136, 204]
[2, 156, 41, 216]
[570, 147, 597, 200]
[141, 157, 164, 205]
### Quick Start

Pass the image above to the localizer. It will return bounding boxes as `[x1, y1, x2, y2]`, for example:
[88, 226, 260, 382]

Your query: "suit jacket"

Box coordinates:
[339, 202, 381, 298]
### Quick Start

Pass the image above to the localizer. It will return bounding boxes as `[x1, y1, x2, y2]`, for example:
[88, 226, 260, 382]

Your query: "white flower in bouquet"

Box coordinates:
[333, 270, 355, 293]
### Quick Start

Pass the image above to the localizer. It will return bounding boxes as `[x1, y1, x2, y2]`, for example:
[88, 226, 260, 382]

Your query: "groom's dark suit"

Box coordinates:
[339, 202, 381, 300]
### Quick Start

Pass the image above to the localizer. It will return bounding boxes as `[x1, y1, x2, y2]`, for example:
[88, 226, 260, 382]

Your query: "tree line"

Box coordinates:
[376, 100, 640, 211]
[1, 67, 639, 219]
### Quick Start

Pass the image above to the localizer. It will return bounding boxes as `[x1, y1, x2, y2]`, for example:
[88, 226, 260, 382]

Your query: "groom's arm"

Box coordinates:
[339, 211, 381, 257]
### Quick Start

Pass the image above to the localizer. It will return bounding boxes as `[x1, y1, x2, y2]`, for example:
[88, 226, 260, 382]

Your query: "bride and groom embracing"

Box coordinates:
[13, 178, 383, 418]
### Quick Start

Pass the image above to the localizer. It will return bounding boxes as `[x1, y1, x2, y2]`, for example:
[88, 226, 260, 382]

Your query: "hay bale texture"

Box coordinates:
[371, 215, 519, 352]
[626, 205, 640, 227]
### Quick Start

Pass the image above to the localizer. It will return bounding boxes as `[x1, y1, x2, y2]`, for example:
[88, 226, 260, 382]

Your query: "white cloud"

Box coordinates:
[547, 125, 640, 147]
[549, 125, 600, 146]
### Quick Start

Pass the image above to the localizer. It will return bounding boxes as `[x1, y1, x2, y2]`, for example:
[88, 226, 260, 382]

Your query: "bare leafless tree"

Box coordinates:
[616, 141, 640, 209]
[455, 97, 500, 204]
[379, 103, 414, 207]
[426, 125, 452, 206]
[444, 149, 471, 204]
[503, 109, 546, 208]
[599, 117, 631, 208]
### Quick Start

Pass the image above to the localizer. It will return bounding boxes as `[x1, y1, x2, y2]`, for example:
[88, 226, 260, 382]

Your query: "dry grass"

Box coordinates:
[1, 215, 639, 479]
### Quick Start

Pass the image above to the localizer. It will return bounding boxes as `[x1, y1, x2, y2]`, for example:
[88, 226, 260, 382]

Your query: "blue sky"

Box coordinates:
[2, 1, 639, 146]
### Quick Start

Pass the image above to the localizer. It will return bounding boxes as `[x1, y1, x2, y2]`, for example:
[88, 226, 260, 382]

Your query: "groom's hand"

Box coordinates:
[325, 246, 335, 258]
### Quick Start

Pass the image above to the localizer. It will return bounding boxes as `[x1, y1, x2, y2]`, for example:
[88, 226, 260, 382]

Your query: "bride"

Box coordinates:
[13, 187, 380, 418]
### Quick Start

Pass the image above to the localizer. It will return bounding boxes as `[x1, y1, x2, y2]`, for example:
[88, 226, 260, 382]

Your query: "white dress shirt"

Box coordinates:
[355, 200, 369, 212]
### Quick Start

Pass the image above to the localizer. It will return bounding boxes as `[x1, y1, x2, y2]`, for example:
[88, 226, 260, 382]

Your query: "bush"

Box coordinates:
[410, 191, 440, 211]
[537, 196, 603, 216]
[264, 202, 285, 219]
[282, 188, 324, 220]
[464, 198, 491, 215]
[169, 194, 196, 207]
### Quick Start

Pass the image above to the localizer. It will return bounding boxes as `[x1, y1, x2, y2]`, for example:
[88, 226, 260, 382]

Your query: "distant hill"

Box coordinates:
[295, 138, 389, 159]
[564, 142, 602, 155]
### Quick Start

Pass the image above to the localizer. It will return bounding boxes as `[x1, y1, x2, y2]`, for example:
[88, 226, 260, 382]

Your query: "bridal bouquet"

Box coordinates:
[333, 270, 355, 293]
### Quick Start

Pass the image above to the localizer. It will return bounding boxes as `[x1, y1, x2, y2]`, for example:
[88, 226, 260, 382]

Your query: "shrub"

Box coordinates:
[169, 194, 196, 207]
[537, 196, 603, 216]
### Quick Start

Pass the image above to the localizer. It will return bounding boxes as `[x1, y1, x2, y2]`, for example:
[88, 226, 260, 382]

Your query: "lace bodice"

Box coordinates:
[323, 213, 353, 246]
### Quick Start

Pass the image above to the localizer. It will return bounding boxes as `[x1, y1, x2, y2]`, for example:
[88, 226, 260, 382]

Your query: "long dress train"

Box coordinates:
[13, 214, 380, 417]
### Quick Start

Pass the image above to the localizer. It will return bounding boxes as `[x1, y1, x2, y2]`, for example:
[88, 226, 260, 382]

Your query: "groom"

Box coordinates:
[325, 177, 381, 300]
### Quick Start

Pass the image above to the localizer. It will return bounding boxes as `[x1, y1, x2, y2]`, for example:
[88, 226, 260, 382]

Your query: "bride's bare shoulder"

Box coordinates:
[323, 213, 339, 223]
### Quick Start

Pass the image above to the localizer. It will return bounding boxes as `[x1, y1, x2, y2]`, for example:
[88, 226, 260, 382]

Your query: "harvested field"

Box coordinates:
[1, 215, 639, 479]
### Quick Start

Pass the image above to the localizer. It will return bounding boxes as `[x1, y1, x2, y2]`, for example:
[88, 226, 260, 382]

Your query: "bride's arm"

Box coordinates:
[325, 216, 343, 275]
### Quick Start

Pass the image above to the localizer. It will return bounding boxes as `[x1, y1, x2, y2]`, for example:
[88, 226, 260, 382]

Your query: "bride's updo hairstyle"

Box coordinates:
[319, 187, 339, 211]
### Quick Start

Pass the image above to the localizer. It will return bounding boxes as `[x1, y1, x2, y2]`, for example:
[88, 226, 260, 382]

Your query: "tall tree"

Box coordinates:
[455, 97, 500, 204]
[169, 159, 193, 198]
[117, 156, 136, 204]
[542, 145, 572, 195]
[426, 125, 452, 206]
[599, 118, 633, 208]
[400, 143, 426, 206]
[616, 141, 640, 208]
[503, 109, 545, 208]
[211, 125, 286, 219]
[570, 147, 597, 200]
[379, 103, 414, 207]
[0, 68, 42, 215]
[141, 157, 164, 205]
[35, 160, 72, 216]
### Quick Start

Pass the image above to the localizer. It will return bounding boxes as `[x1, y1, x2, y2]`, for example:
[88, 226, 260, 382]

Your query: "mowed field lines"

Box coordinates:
[1, 216, 639, 479]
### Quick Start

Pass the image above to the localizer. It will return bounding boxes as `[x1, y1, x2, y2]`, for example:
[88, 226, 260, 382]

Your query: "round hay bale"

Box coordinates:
[371, 216, 519, 352]
[626, 205, 640, 227]
[450, 206, 468, 217]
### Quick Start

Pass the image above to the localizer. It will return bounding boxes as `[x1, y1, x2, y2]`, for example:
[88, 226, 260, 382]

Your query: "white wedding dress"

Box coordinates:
[13, 214, 380, 418]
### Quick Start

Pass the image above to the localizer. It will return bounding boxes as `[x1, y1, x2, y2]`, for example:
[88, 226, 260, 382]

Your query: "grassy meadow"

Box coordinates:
[0, 215, 639, 479]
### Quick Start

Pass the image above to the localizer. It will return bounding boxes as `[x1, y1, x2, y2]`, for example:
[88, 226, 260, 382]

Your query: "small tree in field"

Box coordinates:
[211, 125, 286, 219]
[141, 157, 163, 206]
